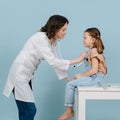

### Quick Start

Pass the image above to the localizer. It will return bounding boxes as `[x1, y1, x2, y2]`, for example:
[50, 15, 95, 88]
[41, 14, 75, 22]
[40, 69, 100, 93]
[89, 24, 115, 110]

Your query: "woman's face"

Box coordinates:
[55, 23, 68, 40]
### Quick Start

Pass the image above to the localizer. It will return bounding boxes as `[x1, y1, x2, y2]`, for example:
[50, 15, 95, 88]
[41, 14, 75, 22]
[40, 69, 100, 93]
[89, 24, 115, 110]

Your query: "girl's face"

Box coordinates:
[83, 32, 95, 48]
[55, 23, 68, 40]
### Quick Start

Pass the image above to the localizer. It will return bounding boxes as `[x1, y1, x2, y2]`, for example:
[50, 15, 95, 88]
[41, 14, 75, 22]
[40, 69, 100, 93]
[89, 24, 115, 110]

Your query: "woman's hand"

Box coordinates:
[74, 74, 83, 79]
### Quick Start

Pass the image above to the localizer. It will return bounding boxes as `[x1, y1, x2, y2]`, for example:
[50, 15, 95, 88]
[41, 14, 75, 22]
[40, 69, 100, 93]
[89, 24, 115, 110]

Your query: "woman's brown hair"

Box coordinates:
[40, 15, 69, 45]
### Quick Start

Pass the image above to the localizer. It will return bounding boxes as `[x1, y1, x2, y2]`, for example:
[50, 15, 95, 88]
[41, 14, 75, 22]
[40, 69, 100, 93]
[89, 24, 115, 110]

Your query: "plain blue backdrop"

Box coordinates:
[0, 0, 120, 120]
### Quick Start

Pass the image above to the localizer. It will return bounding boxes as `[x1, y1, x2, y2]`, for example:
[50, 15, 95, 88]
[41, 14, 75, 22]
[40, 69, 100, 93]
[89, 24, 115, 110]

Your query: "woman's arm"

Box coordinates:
[70, 51, 88, 65]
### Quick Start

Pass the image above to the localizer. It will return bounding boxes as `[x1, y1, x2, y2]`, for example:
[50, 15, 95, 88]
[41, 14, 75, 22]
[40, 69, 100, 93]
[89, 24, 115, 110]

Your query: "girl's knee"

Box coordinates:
[66, 82, 75, 91]
[66, 82, 72, 88]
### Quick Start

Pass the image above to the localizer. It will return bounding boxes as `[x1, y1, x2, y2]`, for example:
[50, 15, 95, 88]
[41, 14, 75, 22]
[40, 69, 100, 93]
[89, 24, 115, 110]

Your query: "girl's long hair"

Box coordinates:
[85, 28, 104, 54]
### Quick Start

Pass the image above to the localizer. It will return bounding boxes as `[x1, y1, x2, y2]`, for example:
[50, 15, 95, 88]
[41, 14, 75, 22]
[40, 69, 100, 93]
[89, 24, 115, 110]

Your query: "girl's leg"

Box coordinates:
[65, 76, 94, 106]
[58, 76, 96, 120]
[15, 100, 37, 120]
[58, 107, 74, 120]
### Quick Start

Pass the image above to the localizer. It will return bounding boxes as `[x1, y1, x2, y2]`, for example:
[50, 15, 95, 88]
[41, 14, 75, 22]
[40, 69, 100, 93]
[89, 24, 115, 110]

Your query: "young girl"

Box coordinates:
[58, 27, 107, 120]
[3, 15, 87, 120]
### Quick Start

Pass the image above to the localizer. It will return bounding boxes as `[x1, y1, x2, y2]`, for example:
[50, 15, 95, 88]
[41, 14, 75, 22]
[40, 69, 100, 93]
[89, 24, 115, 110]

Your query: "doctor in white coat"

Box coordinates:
[3, 15, 87, 120]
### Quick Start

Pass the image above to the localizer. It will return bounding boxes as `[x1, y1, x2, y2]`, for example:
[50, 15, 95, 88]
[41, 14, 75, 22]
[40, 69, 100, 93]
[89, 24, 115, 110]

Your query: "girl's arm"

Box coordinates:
[74, 57, 99, 79]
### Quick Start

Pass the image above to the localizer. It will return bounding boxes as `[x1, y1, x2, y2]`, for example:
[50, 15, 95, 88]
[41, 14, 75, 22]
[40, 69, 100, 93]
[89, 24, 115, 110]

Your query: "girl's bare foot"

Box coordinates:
[58, 109, 74, 120]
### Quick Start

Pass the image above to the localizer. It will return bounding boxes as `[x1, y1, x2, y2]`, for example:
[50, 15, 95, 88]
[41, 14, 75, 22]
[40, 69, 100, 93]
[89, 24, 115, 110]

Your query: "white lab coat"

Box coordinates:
[3, 32, 70, 102]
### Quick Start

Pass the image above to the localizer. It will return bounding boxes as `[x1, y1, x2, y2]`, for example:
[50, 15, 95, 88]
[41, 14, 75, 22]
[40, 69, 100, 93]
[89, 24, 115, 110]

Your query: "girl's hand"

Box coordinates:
[74, 74, 83, 79]
[65, 76, 71, 82]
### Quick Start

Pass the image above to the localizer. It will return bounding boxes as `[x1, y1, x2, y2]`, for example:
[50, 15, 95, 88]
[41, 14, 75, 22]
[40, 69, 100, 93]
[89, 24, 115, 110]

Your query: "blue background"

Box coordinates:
[0, 0, 120, 120]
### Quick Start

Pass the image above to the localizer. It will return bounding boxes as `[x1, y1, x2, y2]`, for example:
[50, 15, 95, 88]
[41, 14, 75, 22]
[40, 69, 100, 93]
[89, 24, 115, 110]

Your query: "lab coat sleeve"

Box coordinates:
[38, 40, 70, 79]
[54, 68, 69, 80]
[41, 48, 70, 71]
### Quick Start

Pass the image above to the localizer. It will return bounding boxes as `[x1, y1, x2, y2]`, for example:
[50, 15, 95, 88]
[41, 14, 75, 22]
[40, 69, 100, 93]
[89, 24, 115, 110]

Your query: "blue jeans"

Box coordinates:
[65, 73, 105, 107]
[15, 100, 36, 120]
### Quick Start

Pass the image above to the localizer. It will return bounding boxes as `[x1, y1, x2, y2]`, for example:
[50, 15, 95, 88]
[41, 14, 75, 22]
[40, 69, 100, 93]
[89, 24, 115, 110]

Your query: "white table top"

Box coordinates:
[77, 84, 120, 92]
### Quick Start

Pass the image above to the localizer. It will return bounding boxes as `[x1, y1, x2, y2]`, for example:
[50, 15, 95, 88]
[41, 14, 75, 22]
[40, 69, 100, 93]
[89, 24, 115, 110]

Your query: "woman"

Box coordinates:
[3, 15, 87, 120]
